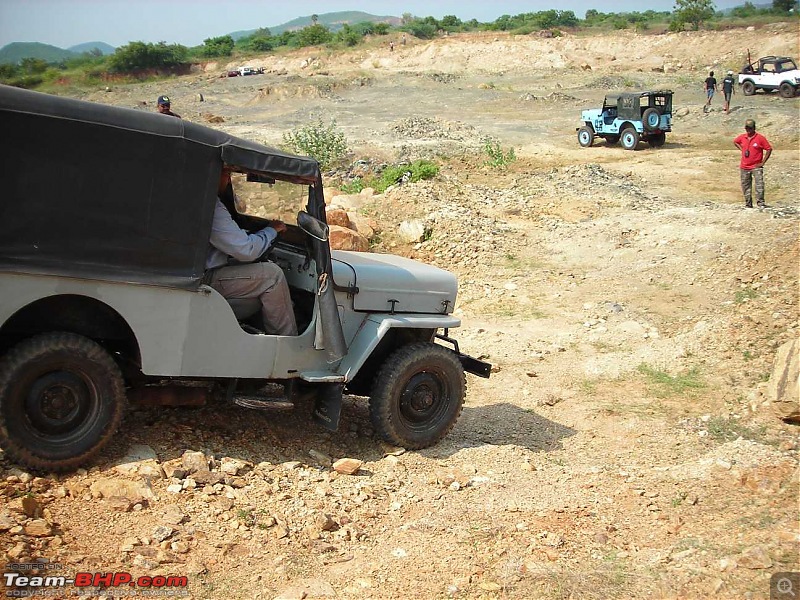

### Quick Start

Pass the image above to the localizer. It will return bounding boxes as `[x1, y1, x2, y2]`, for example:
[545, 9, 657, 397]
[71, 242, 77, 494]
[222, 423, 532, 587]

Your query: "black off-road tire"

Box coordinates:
[620, 127, 640, 150]
[648, 132, 667, 147]
[741, 80, 756, 96]
[642, 107, 661, 132]
[369, 342, 465, 449]
[0, 332, 127, 472]
[779, 82, 796, 98]
[577, 126, 595, 148]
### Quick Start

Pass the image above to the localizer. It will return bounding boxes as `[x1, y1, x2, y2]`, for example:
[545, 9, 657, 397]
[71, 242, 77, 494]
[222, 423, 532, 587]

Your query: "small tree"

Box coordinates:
[201, 35, 234, 57]
[672, 0, 716, 30]
[772, 0, 798, 13]
[295, 24, 333, 47]
[282, 119, 348, 169]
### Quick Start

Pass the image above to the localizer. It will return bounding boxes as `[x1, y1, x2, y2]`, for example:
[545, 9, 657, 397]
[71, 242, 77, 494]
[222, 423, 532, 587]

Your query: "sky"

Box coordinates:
[0, 0, 746, 49]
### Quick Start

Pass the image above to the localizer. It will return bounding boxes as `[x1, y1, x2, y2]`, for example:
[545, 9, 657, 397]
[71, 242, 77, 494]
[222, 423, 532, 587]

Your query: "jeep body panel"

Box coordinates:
[332, 251, 457, 315]
[0, 272, 346, 379]
[336, 314, 461, 381]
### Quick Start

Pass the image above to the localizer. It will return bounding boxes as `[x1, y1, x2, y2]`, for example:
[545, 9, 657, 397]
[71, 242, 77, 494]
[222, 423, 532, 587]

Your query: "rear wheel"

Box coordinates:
[779, 82, 796, 98]
[642, 108, 661, 131]
[0, 333, 126, 472]
[620, 128, 640, 151]
[577, 126, 595, 148]
[648, 132, 666, 147]
[369, 342, 465, 449]
[742, 80, 756, 96]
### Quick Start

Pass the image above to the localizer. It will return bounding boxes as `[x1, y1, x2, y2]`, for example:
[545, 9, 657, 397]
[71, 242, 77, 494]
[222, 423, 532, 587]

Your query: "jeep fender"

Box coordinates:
[336, 314, 461, 381]
[621, 121, 642, 133]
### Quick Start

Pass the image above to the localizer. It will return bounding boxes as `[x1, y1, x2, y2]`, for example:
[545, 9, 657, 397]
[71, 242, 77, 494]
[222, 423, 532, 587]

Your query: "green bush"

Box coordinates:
[282, 119, 348, 169]
[373, 160, 439, 193]
[340, 177, 365, 194]
[483, 139, 517, 168]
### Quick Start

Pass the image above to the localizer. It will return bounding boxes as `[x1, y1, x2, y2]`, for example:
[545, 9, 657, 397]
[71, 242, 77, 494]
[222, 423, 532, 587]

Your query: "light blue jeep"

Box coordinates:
[577, 90, 673, 150]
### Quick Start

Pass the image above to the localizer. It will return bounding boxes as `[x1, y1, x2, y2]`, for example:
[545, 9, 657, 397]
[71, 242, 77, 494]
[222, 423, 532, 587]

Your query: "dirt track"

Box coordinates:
[2, 25, 799, 599]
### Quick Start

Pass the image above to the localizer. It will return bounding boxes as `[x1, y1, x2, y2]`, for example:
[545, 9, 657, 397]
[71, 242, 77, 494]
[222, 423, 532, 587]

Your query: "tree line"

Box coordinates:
[1, 1, 797, 86]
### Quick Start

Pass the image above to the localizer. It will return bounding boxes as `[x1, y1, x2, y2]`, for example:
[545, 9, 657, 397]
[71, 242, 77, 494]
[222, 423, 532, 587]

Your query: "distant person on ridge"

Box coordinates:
[156, 95, 181, 118]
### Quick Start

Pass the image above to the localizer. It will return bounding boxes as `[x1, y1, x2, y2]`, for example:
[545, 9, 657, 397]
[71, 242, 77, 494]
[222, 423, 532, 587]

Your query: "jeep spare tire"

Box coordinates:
[577, 126, 595, 148]
[742, 80, 756, 96]
[620, 127, 640, 151]
[0, 332, 126, 471]
[369, 342, 465, 449]
[642, 108, 661, 132]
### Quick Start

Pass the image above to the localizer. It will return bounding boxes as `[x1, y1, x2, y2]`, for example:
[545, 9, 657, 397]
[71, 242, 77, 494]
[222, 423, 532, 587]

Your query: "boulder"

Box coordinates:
[398, 220, 427, 243]
[329, 225, 369, 251]
[326, 208, 351, 228]
[767, 338, 799, 423]
[347, 212, 377, 239]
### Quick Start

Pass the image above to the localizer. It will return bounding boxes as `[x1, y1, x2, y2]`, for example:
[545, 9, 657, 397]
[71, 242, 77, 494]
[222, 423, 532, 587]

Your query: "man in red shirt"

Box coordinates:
[733, 119, 772, 208]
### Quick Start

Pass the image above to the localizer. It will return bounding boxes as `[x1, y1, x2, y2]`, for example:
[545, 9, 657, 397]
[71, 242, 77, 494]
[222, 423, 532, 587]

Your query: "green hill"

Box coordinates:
[0, 42, 76, 65]
[229, 10, 400, 40]
[68, 41, 115, 55]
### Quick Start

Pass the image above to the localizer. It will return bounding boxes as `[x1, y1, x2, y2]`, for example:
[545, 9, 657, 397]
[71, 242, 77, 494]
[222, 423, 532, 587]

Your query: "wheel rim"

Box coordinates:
[17, 365, 102, 443]
[647, 113, 659, 127]
[26, 371, 92, 434]
[398, 370, 450, 430]
[579, 131, 590, 145]
[623, 132, 634, 147]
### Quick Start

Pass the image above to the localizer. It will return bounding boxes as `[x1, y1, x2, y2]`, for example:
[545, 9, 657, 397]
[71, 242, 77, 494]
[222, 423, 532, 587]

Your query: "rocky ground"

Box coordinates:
[2, 25, 799, 599]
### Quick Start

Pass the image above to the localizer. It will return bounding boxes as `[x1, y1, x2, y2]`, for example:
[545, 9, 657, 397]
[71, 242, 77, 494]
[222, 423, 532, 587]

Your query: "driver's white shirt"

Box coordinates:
[206, 198, 277, 270]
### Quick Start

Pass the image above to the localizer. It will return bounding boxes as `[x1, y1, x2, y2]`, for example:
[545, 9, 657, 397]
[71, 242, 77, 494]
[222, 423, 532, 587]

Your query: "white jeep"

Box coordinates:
[738, 56, 800, 98]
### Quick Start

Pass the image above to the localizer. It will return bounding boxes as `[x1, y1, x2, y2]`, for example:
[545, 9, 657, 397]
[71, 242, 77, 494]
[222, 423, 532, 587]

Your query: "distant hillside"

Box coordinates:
[68, 41, 115, 55]
[0, 42, 75, 65]
[229, 10, 401, 40]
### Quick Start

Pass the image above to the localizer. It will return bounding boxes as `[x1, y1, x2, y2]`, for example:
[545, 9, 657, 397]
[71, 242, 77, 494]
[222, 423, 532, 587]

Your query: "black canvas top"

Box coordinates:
[0, 84, 323, 289]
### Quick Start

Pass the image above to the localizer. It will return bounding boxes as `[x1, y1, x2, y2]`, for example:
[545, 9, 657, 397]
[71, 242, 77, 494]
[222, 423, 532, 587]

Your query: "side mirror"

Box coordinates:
[297, 211, 329, 242]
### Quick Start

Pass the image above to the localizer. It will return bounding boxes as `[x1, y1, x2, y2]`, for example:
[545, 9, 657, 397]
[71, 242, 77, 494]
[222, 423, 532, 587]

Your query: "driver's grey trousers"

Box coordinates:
[209, 262, 298, 336]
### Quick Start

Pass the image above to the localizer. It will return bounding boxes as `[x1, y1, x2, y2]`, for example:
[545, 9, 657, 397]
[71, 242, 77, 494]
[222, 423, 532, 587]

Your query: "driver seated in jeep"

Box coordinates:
[206, 168, 298, 336]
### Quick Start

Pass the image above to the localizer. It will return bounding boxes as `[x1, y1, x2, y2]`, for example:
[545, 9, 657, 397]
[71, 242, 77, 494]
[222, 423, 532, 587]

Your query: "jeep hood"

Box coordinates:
[332, 251, 457, 314]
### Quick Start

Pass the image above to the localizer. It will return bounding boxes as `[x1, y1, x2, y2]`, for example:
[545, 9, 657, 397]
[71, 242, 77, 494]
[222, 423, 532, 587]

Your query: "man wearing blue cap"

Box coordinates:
[156, 95, 181, 118]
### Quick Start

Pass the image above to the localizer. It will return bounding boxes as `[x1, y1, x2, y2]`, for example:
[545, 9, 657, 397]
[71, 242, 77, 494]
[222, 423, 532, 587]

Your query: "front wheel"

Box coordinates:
[620, 128, 640, 150]
[0, 333, 126, 472]
[779, 82, 796, 98]
[577, 126, 595, 148]
[742, 80, 756, 96]
[369, 342, 465, 449]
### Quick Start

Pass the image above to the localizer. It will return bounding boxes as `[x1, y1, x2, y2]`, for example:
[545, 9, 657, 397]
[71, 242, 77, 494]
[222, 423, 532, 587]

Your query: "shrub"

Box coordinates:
[483, 138, 517, 168]
[373, 160, 439, 193]
[282, 119, 348, 169]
